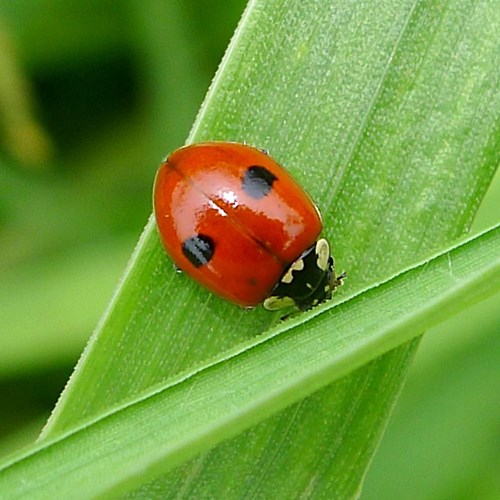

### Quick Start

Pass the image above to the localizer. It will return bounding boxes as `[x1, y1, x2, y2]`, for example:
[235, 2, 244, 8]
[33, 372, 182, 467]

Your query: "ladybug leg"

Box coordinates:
[332, 271, 347, 288]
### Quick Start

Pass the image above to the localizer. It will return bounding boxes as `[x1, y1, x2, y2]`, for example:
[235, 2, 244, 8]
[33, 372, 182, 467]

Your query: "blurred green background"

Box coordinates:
[0, 1, 498, 498]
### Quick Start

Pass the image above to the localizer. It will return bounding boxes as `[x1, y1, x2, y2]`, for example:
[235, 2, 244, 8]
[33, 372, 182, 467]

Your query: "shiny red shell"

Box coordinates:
[153, 142, 322, 307]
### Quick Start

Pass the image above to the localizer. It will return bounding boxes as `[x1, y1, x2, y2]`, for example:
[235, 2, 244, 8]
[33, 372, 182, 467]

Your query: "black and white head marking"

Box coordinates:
[263, 238, 344, 311]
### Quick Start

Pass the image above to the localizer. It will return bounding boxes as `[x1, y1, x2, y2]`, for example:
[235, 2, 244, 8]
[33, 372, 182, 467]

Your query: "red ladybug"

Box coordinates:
[153, 142, 344, 310]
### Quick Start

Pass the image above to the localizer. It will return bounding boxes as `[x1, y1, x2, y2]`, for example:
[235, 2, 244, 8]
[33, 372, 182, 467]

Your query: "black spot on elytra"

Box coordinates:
[246, 277, 258, 286]
[242, 165, 277, 199]
[182, 234, 214, 268]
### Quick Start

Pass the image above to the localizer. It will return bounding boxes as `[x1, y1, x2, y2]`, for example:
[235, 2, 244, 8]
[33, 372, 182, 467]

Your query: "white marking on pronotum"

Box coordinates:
[281, 258, 304, 284]
[316, 238, 330, 271]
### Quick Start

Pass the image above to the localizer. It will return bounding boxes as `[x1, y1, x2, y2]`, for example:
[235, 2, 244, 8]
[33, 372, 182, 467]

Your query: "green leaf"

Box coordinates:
[0, 225, 499, 498]
[26, 0, 499, 497]
[363, 289, 500, 499]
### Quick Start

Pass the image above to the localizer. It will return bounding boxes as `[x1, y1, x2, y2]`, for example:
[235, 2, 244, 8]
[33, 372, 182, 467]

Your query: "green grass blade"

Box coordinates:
[363, 290, 500, 499]
[35, 0, 499, 497]
[0, 225, 499, 498]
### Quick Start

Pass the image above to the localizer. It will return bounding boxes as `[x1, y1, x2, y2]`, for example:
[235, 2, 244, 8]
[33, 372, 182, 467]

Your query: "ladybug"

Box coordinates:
[153, 142, 344, 311]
